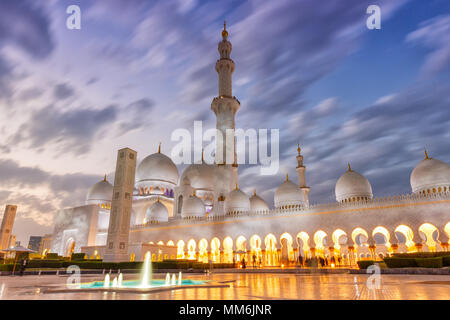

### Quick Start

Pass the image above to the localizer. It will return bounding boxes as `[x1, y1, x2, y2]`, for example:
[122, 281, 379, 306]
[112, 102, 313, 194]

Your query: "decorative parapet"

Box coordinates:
[128, 191, 450, 230]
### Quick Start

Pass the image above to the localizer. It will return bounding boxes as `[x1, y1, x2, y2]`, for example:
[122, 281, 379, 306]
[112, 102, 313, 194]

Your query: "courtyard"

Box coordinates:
[0, 272, 449, 300]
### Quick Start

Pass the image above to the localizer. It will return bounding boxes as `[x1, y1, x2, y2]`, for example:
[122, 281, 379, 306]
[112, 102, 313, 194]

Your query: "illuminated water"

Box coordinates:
[81, 279, 204, 289]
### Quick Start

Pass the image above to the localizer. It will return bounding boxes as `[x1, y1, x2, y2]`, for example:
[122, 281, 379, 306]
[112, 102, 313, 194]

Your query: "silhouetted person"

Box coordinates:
[20, 259, 28, 276]
[319, 257, 324, 267]
[242, 258, 246, 269]
[252, 254, 257, 268]
[298, 255, 304, 267]
[259, 256, 262, 268]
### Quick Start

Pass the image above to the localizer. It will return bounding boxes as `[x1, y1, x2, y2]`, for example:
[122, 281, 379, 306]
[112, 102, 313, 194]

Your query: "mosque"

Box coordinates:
[50, 24, 450, 266]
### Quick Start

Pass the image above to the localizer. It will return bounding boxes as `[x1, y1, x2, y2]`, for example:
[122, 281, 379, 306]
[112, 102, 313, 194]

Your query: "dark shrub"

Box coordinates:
[357, 260, 375, 269]
[393, 252, 450, 258]
[383, 257, 418, 268]
[0, 264, 14, 271]
[415, 257, 443, 268]
[70, 253, 86, 261]
[443, 256, 450, 267]
[45, 253, 59, 260]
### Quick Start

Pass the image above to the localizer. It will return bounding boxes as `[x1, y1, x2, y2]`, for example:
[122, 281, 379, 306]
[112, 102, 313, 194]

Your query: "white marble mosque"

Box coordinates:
[50, 24, 450, 266]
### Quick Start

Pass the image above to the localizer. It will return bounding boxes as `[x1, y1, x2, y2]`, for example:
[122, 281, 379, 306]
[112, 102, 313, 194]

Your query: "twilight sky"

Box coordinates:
[0, 0, 449, 245]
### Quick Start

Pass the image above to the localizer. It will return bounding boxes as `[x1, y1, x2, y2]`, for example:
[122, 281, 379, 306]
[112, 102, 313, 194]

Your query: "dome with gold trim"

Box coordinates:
[86, 175, 113, 206]
[410, 150, 450, 194]
[335, 164, 373, 203]
[274, 174, 305, 209]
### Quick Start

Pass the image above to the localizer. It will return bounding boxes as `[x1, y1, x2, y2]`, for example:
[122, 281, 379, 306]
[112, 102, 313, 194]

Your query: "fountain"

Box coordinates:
[118, 273, 123, 287]
[77, 250, 211, 291]
[140, 251, 152, 288]
[165, 273, 171, 286]
[103, 274, 110, 288]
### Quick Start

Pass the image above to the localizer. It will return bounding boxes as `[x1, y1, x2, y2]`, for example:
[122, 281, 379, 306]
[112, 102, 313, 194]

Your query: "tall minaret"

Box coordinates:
[211, 22, 240, 214]
[103, 147, 137, 262]
[296, 145, 310, 205]
[0, 205, 17, 250]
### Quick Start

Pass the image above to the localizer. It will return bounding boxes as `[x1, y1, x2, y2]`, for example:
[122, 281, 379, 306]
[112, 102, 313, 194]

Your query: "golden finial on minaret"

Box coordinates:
[235, 183, 238, 190]
[254, 189, 257, 196]
[286, 173, 289, 181]
[158, 142, 161, 153]
[201, 149, 204, 162]
[297, 144, 301, 155]
[222, 20, 228, 40]
[348, 163, 352, 172]
[103, 174, 107, 182]
[424, 149, 429, 160]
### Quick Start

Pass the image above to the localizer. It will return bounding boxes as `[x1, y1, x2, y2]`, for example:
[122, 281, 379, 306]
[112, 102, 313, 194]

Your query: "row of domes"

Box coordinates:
[335, 151, 450, 202]
[86, 150, 450, 207]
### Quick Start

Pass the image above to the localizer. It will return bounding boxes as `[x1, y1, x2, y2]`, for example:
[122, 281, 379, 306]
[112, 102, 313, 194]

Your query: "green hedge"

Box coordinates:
[384, 257, 446, 268]
[443, 256, 450, 267]
[45, 253, 59, 260]
[415, 257, 443, 268]
[27, 260, 64, 268]
[383, 257, 418, 268]
[392, 252, 450, 258]
[70, 253, 86, 261]
[2, 259, 237, 271]
[0, 264, 14, 271]
[357, 261, 388, 269]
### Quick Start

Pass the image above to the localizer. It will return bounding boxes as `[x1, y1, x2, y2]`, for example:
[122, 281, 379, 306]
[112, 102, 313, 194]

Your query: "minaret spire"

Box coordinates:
[296, 144, 310, 206]
[222, 20, 228, 40]
[211, 22, 240, 216]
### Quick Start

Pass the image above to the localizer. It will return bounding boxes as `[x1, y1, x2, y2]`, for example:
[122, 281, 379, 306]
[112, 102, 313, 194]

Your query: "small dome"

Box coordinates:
[181, 194, 206, 218]
[145, 201, 168, 223]
[86, 177, 113, 205]
[180, 162, 214, 191]
[274, 176, 304, 208]
[225, 187, 250, 214]
[410, 152, 450, 194]
[335, 164, 373, 202]
[250, 191, 269, 213]
[136, 151, 179, 185]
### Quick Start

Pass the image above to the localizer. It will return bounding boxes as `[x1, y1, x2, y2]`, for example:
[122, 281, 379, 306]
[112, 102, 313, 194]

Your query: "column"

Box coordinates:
[103, 148, 137, 262]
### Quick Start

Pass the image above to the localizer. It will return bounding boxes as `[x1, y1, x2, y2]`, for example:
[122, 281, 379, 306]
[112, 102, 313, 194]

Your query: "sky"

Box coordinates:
[0, 0, 449, 245]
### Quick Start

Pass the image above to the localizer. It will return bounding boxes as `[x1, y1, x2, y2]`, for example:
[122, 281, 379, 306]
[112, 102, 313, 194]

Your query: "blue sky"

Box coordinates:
[0, 0, 449, 244]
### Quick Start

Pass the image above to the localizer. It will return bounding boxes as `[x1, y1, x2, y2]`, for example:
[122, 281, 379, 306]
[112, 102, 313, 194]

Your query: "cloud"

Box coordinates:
[10, 103, 118, 155]
[53, 83, 75, 100]
[0, 1, 54, 59]
[406, 14, 450, 77]
[117, 98, 155, 134]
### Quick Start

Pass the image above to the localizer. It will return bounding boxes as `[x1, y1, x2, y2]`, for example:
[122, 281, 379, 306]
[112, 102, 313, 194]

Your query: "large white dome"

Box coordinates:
[181, 194, 206, 218]
[274, 176, 304, 209]
[225, 188, 250, 214]
[145, 201, 168, 223]
[86, 177, 113, 205]
[136, 152, 179, 185]
[180, 162, 214, 191]
[410, 152, 450, 194]
[335, 165, 373, 202]
[250, 191, 269, 213]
